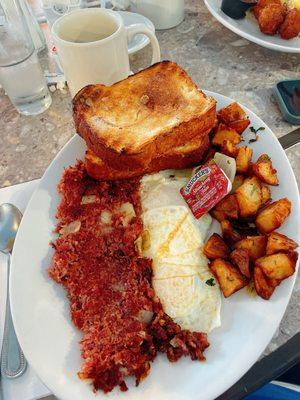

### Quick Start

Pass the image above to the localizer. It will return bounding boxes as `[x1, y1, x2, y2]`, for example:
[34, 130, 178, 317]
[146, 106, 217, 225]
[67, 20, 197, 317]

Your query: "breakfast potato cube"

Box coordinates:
[212, 124, 241, 147]
[253, 265, 279, 300]
[266, 232, 298, 255]
[231, 175, 245, 194]
[230, 248, 250, 278]
[217, 102, 250, 134]
[255, 252, 298, 280]
[204, 233, 230, 259]
[261, 185, 271, 205]
[236, 176, 262, 218]
[255, 198, 291, 234]
[221, 220, 243, 245]
[233, 236, 267, 261]
[236, 146, 253, 174]
[210, 259, 247, 297]
[230, 119, 251, 134]
[253, 154, 279, 186]
[211, 194, 239, 222]
[220, 140, 238, 158]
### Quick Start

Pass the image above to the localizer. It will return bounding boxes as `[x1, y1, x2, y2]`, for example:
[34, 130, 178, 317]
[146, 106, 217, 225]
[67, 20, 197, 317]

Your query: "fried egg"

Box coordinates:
[140, 170, 221, 333]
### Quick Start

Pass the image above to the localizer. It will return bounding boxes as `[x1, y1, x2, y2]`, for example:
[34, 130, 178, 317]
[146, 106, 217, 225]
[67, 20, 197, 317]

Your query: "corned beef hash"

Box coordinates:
[48, 163, 212, 393]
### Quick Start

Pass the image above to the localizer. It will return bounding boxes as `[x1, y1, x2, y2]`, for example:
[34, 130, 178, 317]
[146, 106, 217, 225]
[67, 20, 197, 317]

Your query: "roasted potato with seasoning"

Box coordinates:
[253, 265, 279, 300]
[236, 146, 253, 174]
[212, 124, 241, 147]
[261, 185, 271, 205]
[236, 176, 262, 218]
[255, 252, 298, 280]
[266, 232, 298, 255]
[217, 102, 250, 134]
[231, 175, 245, 194]
[221, 220, 243, 245]
[255, 198, 291, 234]
[229, 119, 251, 135]
[204, 233, 230, 259]
[253, 154, 279, 186]
[211, 194, 239, 222]
[230, 248, 251, 278]
[233, 235, 267, 261]
[220, 140, 238, 158]
[210, 259, 247, 298]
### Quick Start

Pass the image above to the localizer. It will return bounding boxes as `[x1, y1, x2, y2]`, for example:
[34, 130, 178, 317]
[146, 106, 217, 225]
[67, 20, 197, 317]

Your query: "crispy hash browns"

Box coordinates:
[48, 162, 209, 393]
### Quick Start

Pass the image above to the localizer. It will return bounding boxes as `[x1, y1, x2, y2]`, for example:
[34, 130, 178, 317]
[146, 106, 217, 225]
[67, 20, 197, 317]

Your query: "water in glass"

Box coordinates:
[0, 0, 51, 115]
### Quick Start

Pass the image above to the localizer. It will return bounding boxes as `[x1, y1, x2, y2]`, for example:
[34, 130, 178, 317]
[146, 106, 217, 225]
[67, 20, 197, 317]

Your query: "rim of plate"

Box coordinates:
[204, 0, 300, 53]
[9, 90, 300, 400]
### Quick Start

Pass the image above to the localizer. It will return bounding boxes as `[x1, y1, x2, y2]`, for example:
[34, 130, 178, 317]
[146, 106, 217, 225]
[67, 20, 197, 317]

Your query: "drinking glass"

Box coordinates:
[0, 0, 52, 115]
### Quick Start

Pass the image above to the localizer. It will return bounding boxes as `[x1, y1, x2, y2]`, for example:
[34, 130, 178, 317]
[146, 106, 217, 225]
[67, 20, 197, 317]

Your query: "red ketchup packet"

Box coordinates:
[180, 162, 232, 219]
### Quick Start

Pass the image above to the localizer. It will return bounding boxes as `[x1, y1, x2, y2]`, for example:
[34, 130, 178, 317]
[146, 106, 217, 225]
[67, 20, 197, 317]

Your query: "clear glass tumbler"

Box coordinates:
[0, 0, 52, 115]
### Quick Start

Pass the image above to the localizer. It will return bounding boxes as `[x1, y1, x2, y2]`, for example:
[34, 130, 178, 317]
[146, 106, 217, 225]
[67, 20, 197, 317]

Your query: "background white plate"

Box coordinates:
[10, 91, 300, 400]
[204, 0, 300, 53]
[119, 11, 155, 55]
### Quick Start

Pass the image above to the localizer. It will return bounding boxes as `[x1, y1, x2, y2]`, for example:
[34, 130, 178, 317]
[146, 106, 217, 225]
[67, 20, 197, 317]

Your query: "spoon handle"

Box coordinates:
[1, 253, 27, 379]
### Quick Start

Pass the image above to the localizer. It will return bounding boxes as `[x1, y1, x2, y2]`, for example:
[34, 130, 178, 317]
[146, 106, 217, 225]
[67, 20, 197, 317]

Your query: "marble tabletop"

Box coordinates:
[0, 0, 299, 397]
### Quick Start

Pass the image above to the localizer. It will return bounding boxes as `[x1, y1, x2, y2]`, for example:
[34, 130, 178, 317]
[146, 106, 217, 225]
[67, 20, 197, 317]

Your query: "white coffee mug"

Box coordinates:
[134, 0, 184, 30]
[51, 8, 161, 97]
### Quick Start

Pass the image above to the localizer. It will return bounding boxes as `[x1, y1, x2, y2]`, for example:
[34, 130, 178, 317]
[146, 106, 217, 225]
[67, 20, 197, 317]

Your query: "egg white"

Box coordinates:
[140, 171, 221, 334]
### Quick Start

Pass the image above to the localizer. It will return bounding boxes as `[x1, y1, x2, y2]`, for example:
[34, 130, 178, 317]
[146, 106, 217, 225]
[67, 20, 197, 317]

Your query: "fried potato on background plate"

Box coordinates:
[279, 8, 300, 39]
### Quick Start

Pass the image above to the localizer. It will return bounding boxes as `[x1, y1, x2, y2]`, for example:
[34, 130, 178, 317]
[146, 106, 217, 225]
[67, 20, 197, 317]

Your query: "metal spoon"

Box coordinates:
[0, 203, 27, 378]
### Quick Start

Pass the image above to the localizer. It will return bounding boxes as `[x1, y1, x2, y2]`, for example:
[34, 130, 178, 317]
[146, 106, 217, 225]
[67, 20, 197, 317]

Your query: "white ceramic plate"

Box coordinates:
[204, 0, 300, 53]
[10, 91, 300, 400]
[119, 11, 155, 55]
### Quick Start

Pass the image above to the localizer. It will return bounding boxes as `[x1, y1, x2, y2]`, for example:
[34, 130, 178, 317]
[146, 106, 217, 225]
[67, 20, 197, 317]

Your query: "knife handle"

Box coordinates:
[278, 129, 300, 150]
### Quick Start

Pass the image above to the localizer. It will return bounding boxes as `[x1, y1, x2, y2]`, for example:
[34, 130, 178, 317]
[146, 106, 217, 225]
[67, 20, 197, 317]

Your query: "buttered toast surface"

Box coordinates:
[73, 61, 216, 170]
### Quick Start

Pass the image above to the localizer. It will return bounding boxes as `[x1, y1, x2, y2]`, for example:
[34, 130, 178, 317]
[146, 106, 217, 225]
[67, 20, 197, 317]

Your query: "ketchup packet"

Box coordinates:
[180, 162, 232, 219]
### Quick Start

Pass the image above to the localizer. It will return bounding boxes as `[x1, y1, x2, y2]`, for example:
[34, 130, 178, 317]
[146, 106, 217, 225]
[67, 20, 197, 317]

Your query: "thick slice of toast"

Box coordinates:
[73, 61, 216, 171]
[85, 133, 210, 181]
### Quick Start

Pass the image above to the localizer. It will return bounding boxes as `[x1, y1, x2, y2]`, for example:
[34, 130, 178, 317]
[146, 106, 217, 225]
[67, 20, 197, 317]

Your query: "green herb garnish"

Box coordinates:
[249, 126, 265, 144]
[250, 126, 265, 134]
[205, 278, 216, 286]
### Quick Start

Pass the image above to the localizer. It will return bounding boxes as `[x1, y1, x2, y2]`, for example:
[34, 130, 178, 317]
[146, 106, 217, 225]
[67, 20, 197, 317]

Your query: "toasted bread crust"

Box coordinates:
[73, 61, 216, 170]
[85, 134, 209, 181]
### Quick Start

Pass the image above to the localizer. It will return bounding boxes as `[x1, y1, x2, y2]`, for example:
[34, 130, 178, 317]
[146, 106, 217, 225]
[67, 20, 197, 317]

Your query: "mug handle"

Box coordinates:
[126, 23, 161, 65]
